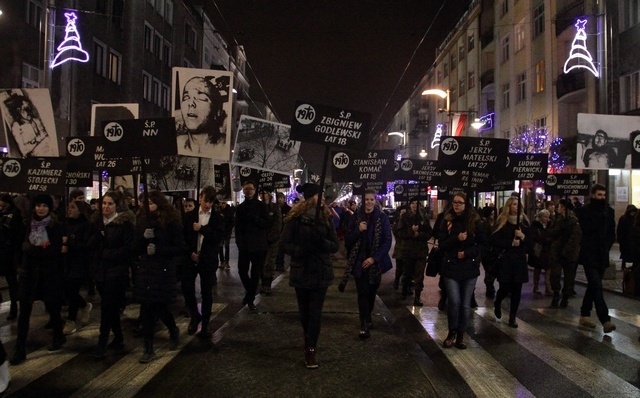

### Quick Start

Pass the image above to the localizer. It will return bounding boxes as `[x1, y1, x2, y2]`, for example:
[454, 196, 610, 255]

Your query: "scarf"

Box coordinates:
[345, 210, 383, 285]
[29, 215, 51, 245]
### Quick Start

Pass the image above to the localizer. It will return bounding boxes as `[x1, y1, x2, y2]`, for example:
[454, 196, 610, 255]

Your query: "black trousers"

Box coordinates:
[218, 235, 231, 263]
[181, 263, 215, 324]
[238, 250, 265, 303]
[96, 279, 127, 346]
[295, 287, 328, 348]
[65, 278, 88, 321]
[354, 270, 379, 323]
[495, 281, 523, 319]
[141, 302, 177, 341]
[580, 266, 611, 324]
[17, 300, 64, 347]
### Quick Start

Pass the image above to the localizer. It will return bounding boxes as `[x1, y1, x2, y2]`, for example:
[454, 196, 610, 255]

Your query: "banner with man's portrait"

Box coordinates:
[172, 67, 234, 161]
[0, 89, 59, 157]
[577, 113, 640, 169]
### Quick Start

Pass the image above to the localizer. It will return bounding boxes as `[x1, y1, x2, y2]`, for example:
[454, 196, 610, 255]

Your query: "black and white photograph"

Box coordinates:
[172, 67, 234, 160]
[90, 103, 139, 136]
[576, 113, 640, 169]
[231, 115, 300, 174]
[0, 88, 59, 157]
[147, 155, 214, 192]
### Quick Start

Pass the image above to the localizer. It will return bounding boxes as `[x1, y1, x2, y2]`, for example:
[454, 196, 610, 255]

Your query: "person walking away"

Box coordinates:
[394, 198, 432, 306]
[235, 180, 271, 311]
[547, 200, 581, 308]
[339, 189, 393, 338]
[182, 186, 223, 337]
[617, 205, 637, 270]
[62, 200, 94, 335]
[391, 204, 407, 291]
[0, 222, 10, 392]
[11, 195, 66, 365]
[218, 201, 235, 270]
[529, 209, 553, 296]
[280, 183, 338, 369]
[480, 206, 497, 298]
[88, 191, 135, 358]
[134, 191, 186, 362]
[491, 197, 530, 328]
[259, 188, 282, 296]
[0, 194, 24, 320]
[437, 193, 485, 348]
[576, 184, 616, 333]
[275, 192, 291, 271]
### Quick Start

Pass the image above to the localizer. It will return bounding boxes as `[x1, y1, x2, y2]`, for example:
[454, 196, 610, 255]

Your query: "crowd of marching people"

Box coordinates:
[0, 180, 638, 381]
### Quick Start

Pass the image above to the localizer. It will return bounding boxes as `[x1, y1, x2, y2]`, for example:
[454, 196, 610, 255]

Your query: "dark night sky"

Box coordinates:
[206, 0, 472, 172]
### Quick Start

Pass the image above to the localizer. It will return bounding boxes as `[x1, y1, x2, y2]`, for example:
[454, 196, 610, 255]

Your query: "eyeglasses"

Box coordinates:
[452, 201, 465, 205]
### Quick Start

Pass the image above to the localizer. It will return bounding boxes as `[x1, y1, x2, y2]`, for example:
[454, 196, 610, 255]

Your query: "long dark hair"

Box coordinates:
[137, 190, 181, 228]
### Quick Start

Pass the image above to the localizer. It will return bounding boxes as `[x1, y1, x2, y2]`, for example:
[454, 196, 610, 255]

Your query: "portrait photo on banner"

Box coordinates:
[171, 67, 234, 160]
[231, 115, 300, 175]
[0, 88, 59, 158]
[90, 103, 139, 136]
[147, 155, 214, 192]
[576, 113, 640, 170]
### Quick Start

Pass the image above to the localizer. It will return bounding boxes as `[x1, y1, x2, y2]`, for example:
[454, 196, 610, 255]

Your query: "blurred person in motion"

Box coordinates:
[0, 194, 24, 321]
[529, 209, 554, 296]
[280, 183, 338, 369]
[548, 200, 581, 308]
[617, 205, 637, 270]
[259, 188, 282, 296]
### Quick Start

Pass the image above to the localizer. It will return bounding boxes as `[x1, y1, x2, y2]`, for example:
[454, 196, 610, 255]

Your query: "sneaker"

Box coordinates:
[0, 360, 10, 393]
[63, 320, 77, 335]
[305, 348, 318, 369]
[139, 351, 157, 364]
[107, 339, 125, 350]
[603, 321, 616, 333]
[579, 316, 596, 329]
[224, 262, 231, 270]
[79, 302, 93, 325]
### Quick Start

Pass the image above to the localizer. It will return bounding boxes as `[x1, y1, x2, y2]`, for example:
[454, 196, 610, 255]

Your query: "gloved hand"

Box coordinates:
[338, 281, 347, 292]
[147, 243, 156, 256]
[143, 228, 155, 239]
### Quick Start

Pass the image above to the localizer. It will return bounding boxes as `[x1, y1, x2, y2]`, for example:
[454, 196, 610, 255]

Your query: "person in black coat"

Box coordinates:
[617, 205, 637, 270]
[0, 194, 24, 321]
[218, 201, 235, 269]
[235, 180, 271, 310]
[490, 197, 531, 328]
[437, 193, 485, 349]
[281, 183, 338, 369]
[88, 191, 135, 358]
[62, 200, 94, 335]
[576, 184, 616, 333]
[183, 186, 223, 337]
[135, 190, 186, 362]
[11, 194, 66, 365]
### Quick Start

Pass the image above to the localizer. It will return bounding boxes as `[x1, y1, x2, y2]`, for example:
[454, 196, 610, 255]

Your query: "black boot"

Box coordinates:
[559, 295, 569, 308]
[10, 342, 26, 365]
[358, 319, 370, 339]
[413, 289, 423, 307]
[494, 300, 502, 320]
[437, 292, 447, 311]
[7, 302, 17, 321]
[550, 292, 560, 308]
[139, 339, 157, 363]
[169, 326, 180, 349]
[91, 337, 108, 359]
[470, 295, 478, 309]
[401, 276, 410, 300]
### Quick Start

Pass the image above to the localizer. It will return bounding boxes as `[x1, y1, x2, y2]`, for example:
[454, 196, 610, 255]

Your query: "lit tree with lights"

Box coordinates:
[508, 126, 551, 154]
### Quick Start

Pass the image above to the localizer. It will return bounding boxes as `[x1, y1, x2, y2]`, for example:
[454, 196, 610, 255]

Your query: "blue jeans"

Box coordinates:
[443, 276, 477, 333]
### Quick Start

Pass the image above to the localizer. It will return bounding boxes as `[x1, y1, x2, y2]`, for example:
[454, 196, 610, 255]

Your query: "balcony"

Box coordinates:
[481, 31, 494, 49]
[555, 1, 585, 36]
[556, 70, 586, 99]
[480, 69, 494, 89]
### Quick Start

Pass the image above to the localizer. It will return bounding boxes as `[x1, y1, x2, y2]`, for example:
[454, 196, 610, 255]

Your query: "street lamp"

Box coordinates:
[419, 149, 427, 158]
[387, 131, 406, 147]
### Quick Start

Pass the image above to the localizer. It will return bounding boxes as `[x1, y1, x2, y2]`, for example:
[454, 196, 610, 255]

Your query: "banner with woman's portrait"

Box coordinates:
[0, 88, 59, 157]
[171, 67, 234, 161]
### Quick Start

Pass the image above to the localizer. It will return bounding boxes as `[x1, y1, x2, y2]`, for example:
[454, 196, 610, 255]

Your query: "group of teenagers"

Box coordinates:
[0, 180, 623, 377]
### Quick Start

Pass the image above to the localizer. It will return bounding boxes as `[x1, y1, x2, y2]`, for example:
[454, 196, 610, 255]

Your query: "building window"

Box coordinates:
[501, 35, 510, 63]
[468, 34, 474, 52]
[459, 78, 466, 96]
[108, 50, 121, 84]
[459, 45, 465, 62]
[93, 39, 107, 77]
[515, 19, 525, 52]
[450, 53, 457, 70]
[502, 83, 510, 109]
[144, 23, 153, 51]
[500, 0, 509, 17]
[22, 63, 41, 88]
[533, 3, 545, 38]
[142, 71, 152, 101]
[154, 33, 163, 58]
[152, 78, 161, 106]
[184, 23, 196, 49]
[517, 72, 526, 102]
[155, 0, 165, 17]
[443, 63, 449, 78]
[450, 86, 457, 102]
[26, 0, 44, 31]
[162, 84, 170, 110]
[437, 70, 442, 84]
[534, 117, 547, 131]
[165, 0, 174, 25]
[468, 71, 475, 89]
[163, 41, 172, 66]
[535, 60, 545, 93]
[622, 71, 640, 112]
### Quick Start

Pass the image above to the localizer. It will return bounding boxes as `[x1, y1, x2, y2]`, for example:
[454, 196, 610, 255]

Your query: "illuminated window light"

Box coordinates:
[51, 12, 90, 69]
[563, 19, 599, 78]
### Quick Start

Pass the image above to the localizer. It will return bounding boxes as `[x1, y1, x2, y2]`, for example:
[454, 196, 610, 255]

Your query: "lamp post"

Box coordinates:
[387, 131, 407, 158]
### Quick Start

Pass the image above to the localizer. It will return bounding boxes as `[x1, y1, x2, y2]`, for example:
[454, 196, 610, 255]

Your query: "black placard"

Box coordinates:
[65, 171, 93, 187]
[435, 185, 466, 201]
[0, 157, 67, 195]
[437, 137, 509, 189]
[394, 158, 440, 183]
[393, 183, 428, 201]
[352, 181, 387, 196]
[290, 101, 371, 148]
[238, 166, 291, 190]
[505, 153, 548, 181]
[330, 150, 394, 183]
[544, 174, 590, 196]
[101, 118, 177, 158]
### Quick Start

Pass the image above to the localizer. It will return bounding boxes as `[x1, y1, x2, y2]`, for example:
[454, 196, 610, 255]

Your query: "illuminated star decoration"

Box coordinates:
[431, 124, 443, 149]
[50, 12, 90, 68]
[563, 18, 599, 78]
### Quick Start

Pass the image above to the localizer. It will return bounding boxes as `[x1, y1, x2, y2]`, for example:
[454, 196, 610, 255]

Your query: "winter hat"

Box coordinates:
[296, 183, 321, 200]
[32, 194, 53, 209]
